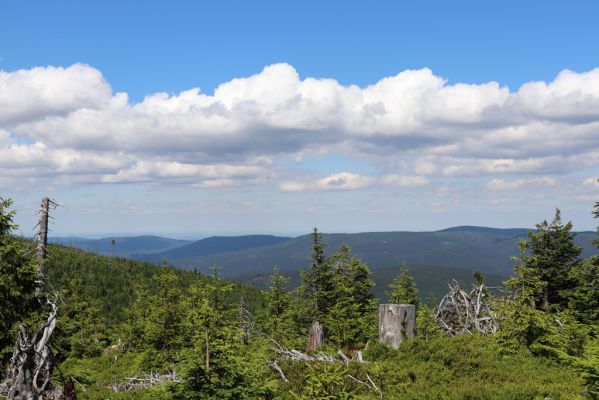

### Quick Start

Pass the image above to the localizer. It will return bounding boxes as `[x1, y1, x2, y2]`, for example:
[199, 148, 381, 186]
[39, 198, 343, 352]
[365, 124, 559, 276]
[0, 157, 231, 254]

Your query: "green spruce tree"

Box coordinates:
[264, 267, 292, 340]
[178, 266, 272, 399]
[298, 228, 336, 322]
[518, 209, 582, 311]
[387, 264, 420, 307]
[325, 245, 376, 347]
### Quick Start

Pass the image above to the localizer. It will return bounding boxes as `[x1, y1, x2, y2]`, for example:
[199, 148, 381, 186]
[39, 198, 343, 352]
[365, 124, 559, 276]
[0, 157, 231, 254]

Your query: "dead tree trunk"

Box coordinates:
[379, 304, 415, 349]
[238, 297, 251, 345]
[35, 197, 50, 299]
[5, 197, 59, 400]
[204, 328, 210, 373]
[307, 320, 324, 351]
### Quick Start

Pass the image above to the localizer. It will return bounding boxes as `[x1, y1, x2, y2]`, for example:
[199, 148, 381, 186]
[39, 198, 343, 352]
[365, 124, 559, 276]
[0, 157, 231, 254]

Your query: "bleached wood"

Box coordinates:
[436, 280, 498, 336]
[307, 320, 324, 351]
[378, 304, 416, 349]
[35, 197, 50, 298]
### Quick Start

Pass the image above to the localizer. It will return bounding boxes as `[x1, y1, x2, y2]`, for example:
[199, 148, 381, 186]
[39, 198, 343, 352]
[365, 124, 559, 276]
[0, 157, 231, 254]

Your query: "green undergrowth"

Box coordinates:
[58, 351, 175, 400]
[357, 335, 584, 399]
[56, 335, 584, 400]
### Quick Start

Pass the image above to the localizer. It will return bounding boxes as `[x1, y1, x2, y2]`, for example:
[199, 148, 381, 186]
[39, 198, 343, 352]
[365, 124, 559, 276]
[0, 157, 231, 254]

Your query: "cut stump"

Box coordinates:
[307, 320, 324, 351]
[379, 304, 415, 348]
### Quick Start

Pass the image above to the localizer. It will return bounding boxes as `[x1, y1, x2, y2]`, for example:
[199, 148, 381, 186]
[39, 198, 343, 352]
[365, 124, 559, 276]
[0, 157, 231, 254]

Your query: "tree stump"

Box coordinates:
[307, 320, 324, 351]
[379, 304, 415, 348]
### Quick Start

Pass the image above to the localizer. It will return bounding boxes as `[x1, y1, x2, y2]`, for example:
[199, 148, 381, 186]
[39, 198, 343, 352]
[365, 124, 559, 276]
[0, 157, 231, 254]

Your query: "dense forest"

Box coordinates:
[1, 196, 599, 399]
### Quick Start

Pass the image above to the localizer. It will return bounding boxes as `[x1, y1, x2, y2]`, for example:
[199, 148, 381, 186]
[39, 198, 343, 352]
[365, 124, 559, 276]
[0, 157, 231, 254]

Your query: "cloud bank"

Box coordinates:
[1, 63, 599, 191]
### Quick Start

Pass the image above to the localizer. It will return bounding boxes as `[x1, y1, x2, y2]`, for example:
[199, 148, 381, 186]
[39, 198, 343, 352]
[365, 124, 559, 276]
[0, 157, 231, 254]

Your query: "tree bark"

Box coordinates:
[378, 304, 415, 349]
[307, 320, 324, 351]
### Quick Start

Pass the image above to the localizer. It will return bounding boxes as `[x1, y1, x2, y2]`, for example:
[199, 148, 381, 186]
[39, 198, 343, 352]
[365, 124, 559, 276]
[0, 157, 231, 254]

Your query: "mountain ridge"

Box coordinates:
[51, 226, 599, 283]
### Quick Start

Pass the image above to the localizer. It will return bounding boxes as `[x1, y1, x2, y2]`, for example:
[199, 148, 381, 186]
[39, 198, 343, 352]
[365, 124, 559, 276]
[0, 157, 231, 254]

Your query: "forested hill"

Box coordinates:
[42, 241, 266, 325]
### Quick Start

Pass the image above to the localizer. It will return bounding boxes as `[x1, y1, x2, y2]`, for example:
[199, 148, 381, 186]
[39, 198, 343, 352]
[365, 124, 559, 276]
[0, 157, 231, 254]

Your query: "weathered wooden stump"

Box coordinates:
[379, 304, 416, 348]
[307, 320, 324, 351]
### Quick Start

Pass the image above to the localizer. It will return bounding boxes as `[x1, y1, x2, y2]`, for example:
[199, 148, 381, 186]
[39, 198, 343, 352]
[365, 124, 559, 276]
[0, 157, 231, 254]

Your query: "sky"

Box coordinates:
[1, 0, 599, 237]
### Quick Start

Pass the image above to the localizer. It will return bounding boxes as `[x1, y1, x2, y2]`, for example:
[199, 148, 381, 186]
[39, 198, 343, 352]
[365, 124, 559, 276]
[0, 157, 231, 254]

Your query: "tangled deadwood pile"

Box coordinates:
[270, 339, 364, 364]
[3, 298, 58, 400]
[108, 371, 182, 392]
[436, 280, 498, 336]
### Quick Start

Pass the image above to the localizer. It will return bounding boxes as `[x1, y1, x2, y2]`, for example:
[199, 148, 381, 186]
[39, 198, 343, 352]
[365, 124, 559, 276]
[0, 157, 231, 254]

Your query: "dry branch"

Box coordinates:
[348, 373, 383, 399]
[266, 360, 288, 382]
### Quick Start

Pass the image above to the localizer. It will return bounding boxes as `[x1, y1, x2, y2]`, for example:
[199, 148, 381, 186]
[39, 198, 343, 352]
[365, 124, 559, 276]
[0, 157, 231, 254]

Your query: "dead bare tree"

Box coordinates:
[238, 297, 254, 345]
[4, 197, 60, 400]
[436, 280, 498, 336]
[34, 197, 57, 299]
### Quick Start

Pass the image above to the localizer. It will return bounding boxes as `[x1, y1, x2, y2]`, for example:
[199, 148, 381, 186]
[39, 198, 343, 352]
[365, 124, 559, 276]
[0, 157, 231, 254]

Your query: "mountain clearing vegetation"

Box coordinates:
[1, 197, 598, 399]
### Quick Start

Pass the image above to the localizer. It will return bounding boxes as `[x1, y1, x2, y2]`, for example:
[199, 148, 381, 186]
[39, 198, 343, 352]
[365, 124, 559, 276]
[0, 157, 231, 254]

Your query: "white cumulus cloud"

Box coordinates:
[1, 62, 599, 189]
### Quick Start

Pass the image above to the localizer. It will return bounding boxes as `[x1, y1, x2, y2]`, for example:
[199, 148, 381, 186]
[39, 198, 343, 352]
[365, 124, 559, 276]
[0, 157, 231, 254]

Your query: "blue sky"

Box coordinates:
[1, 1, 599, 236]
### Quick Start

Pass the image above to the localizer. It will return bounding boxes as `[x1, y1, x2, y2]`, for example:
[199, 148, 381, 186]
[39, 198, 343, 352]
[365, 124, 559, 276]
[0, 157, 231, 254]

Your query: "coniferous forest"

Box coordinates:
[1, 196, 599, 399]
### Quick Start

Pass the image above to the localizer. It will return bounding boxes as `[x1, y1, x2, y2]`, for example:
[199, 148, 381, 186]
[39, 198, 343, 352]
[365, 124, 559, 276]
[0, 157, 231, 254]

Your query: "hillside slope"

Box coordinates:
[44, 242, 266, 325]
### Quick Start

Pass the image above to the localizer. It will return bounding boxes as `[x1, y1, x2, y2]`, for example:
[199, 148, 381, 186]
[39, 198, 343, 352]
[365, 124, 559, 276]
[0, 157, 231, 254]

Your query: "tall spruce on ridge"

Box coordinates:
[517, 208, 582, 311]
[298, 230, 376, 346]
[298, 228, 336, 322]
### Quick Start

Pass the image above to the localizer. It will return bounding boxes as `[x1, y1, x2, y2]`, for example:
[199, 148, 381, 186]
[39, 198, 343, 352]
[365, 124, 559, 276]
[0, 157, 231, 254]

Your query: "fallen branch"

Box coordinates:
[338, 349, 351, 364]
[366, 373, 383, 399]
[266, 360, 288, 382]
[348, 374, 383, 399]
[270, 339, 364, 364]
[108, 370, 181, 392]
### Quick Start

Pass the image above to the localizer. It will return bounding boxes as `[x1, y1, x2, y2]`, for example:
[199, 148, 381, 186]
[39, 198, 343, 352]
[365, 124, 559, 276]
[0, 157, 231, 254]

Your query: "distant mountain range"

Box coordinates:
[50, 226, 599, 300]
